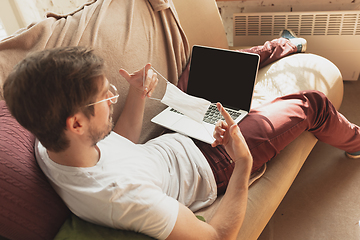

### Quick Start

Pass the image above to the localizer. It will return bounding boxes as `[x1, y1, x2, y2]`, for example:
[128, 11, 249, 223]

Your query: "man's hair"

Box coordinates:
[3, 46, 105, 152]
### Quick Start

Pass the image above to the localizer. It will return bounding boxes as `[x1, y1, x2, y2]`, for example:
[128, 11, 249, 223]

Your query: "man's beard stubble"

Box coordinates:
[89, 104, 114, 146]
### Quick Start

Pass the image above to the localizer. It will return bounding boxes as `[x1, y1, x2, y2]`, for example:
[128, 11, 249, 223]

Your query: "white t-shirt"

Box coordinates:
[35, 132, 217, 239]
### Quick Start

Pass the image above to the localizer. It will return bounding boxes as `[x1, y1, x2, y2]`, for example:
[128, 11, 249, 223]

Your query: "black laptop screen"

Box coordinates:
[186, 45, 259, 112]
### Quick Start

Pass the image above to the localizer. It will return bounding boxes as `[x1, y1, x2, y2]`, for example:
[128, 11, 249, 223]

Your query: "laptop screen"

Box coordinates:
[186, 45, 259, 111]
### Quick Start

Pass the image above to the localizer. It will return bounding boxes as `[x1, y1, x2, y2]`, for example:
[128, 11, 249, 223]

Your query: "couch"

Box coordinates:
[0, 0, 343, 239]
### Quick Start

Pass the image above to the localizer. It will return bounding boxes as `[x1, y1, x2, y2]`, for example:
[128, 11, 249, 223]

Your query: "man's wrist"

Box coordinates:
[129, 85, 147, 99]
[233, 155, 253, 174]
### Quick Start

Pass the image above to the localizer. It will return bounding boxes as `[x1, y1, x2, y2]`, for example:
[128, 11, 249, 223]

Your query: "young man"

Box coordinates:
[3, 46, 360, 240]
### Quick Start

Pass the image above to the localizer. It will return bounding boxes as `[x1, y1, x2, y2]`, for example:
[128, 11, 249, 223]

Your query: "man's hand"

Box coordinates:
[211, 102, 251, 163]
[168, 103, 253, 240]
[114, 64, 158, 143]
[119, 63, 158, 99]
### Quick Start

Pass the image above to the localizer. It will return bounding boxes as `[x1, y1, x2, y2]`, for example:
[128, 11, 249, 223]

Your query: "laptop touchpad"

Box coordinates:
[172, 117, 214, 142]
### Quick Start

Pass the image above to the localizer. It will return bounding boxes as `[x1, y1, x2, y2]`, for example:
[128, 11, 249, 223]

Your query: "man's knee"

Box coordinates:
[301, 90, 328, 107]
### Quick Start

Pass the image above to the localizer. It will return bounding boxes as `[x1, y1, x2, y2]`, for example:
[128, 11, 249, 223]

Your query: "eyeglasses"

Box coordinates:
[85, 84, 119, 107]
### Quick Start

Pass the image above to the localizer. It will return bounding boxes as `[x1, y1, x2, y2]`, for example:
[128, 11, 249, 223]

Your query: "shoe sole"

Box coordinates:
[345, 152, 360, 159]
[300, 40, 307, 53]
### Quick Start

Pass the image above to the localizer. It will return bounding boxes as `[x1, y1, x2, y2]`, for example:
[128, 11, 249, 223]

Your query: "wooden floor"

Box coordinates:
[258, 79, 360, 240]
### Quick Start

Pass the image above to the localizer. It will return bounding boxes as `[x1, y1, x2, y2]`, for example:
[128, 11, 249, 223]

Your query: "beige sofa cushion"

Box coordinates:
[252, 53, 343, 109]
[172, 0, 228, 50]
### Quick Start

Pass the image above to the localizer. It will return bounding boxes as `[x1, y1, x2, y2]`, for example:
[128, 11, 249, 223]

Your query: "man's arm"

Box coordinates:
[168, 161, 251, 240]
[113, 64, 158, 143]
[167, 103, 253, 240]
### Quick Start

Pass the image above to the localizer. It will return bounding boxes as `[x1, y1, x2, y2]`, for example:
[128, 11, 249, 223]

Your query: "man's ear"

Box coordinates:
[66, 113, 87, 135]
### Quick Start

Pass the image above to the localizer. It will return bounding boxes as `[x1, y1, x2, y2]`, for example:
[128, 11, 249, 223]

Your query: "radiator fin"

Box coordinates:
[234, 11, 360, 37]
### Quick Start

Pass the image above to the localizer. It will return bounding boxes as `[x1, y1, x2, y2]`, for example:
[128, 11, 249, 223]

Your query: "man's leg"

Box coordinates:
[238, 37, 297, 69]
[240, 90, 360, 171]
[239, 29, 307, 68]
[196, 90, 360, 193]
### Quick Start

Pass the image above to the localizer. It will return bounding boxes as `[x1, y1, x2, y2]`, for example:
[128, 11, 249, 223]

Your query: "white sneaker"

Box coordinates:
[279, 29, 307, 53]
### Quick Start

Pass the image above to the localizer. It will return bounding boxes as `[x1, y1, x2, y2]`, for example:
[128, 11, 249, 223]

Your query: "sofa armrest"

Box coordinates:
[253, 53, 343, 109]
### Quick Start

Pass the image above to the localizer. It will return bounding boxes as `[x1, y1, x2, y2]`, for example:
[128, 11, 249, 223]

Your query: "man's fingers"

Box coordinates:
[143, 68, 158, 97]
[119, 64, 154, 97]
[143, 69, 154, 88]
[216, 102, 236, 126]
[119, 69, 131, 80]
[144, 63, 152, 74]
[212, 119, 228, 147]
[147, 73, 158, 97]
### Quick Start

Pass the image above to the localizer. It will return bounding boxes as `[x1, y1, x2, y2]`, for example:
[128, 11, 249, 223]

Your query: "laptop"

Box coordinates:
[151, 45, 260, 144]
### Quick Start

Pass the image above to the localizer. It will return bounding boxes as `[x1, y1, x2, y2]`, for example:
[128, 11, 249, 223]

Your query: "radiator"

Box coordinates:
[233, 10, 360, 80]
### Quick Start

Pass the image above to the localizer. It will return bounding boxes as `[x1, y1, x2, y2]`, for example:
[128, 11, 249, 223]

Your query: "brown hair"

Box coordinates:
[3, 46, 105, 152]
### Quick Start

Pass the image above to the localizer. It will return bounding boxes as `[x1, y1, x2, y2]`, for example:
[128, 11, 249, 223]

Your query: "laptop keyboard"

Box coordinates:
[170, 104, 241, 125]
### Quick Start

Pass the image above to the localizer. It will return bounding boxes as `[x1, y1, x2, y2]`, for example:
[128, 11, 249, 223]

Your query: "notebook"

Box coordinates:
[151, 45, 260, 144]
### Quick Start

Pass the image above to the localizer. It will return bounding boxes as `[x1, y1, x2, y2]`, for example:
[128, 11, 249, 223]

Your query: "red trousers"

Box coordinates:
[179, 38, 360, 194]
[194, 91, 360, 194]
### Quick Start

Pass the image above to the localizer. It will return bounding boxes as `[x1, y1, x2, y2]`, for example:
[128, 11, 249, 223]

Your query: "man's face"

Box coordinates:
[87, 78, 115, 146]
